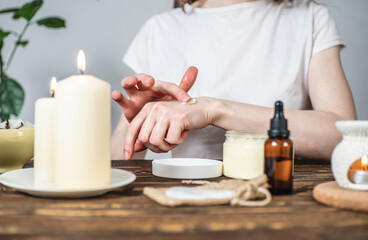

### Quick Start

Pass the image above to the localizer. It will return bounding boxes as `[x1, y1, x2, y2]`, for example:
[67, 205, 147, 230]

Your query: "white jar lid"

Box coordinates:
[152, 158, 223, 179]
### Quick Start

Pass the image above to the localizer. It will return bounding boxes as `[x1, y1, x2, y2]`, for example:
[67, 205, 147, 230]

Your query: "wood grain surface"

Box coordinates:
[0, 159, 367, 240]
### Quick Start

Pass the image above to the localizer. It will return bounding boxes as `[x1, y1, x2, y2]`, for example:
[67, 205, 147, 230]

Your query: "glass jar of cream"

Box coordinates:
[223, 131, 267, 179]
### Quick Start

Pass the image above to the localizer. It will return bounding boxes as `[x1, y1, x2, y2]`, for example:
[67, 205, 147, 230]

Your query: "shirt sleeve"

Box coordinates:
[311, 3, 345, 56]
[123, 17, 156, 74]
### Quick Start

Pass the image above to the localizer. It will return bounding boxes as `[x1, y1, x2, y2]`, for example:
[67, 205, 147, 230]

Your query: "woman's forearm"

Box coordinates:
[111, 115, 129, 160]
[209, 98, 357, 160]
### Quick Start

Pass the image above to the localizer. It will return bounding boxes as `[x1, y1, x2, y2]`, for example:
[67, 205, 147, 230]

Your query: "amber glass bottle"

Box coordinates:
[264, 101, 294, 195]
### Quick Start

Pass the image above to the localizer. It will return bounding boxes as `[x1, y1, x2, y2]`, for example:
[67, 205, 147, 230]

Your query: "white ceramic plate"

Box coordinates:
[152, 158, 223, 179]
[0, 168, 136, 198]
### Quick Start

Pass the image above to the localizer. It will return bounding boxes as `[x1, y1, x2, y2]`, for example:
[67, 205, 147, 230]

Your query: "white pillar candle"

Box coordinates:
[34, 77, 57, 182]
[34, 99, 56, 182]
[55, 73, 111, 189]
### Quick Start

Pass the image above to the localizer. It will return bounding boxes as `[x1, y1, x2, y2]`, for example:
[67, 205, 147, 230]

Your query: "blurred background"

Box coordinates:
[1, 0, 367, 158]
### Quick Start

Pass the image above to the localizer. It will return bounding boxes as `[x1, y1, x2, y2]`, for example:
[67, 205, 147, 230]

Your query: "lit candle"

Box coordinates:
[55, 50, 111, 189]
[34, 77, 57, 182]
[348, 155, 368, 184]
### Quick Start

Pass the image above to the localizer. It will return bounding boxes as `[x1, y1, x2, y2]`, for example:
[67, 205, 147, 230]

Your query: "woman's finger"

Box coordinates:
[154, 81, 191, 103]
[121, 76, 138, 88]
[138, 115, 156, 145]
[111, 90, 129, 108]
[149, 115, 173, 152]
[179, 66, 198, 92]
[133, 139, 147, 152]
[136, 73, 155, 90]
[166, 121, 186, 145]
[124, 109, 147, 160]
[121, 76, 139, 97]
[142, 142, 164, 153]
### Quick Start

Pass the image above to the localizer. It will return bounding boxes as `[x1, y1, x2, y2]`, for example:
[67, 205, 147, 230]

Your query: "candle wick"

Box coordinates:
[51, 92, 55, 98]
[5, 119, 10, 129]
[80, 70, 84, 75]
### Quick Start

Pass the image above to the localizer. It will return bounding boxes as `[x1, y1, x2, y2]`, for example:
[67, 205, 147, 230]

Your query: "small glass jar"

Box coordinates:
[223, 130, 267, 179]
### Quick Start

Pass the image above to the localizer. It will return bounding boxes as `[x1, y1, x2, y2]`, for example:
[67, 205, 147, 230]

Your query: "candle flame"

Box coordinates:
[362, 155, 368, 171]
[50, 76, 57, 95]
[77, 50, 86, 74]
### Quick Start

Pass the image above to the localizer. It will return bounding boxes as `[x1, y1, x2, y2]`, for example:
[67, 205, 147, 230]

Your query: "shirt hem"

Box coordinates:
[312, 39, 346, 56]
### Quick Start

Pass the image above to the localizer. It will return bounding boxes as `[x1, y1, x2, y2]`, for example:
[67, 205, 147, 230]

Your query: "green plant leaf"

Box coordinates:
[0, 113, 10, 122]
[16, 40, 29, 47]
[0, 75, 25, 117]
[13, 12, 21, 20]
[36, 17, 66, 28]
[0, 29, 10, 51]
[0, 8, 19, 15]
[0, 29, 10, 42]
[18, 0, 43, 21]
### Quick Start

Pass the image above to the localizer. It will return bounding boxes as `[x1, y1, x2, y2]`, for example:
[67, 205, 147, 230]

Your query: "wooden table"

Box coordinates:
[0, 159, 367, 240]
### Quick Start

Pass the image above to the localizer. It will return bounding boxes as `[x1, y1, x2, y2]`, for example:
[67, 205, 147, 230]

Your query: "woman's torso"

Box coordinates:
[123, 0, 343, 159]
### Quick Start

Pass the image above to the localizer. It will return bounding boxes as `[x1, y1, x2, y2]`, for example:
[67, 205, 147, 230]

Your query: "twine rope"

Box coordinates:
[182, 174, 272, 207]
[143, 174, 271, 207]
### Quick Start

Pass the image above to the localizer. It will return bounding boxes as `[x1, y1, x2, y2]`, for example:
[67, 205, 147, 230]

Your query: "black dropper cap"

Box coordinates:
[268, 101, 290, 139]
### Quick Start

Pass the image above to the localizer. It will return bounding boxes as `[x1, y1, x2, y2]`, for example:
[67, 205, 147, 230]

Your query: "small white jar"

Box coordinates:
[223, 131, 267, 179]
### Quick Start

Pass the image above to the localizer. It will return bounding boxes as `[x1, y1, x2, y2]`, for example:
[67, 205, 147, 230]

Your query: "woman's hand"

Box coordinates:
[123, 97, 217, 159]
[112, 66, 198, 122]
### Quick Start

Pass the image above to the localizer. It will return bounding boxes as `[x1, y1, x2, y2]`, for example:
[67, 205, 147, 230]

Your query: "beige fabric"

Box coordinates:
[143, 174, 271, 207]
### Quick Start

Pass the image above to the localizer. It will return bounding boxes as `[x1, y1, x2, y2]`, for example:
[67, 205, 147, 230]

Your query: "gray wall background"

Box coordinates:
[1, 0, 367, 158]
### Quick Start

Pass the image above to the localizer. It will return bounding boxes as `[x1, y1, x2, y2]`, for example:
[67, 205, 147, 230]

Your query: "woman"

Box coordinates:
[111, 0, 356, 160]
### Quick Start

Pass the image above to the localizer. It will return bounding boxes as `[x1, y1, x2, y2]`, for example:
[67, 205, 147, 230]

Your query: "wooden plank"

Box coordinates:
[0, 159, 367, 240]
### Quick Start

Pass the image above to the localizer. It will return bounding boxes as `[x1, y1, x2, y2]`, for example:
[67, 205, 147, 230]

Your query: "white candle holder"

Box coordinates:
[331, 121, 368, 190]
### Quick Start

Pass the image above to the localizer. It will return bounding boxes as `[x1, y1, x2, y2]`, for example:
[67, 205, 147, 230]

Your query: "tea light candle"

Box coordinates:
[34, 77, 57, 182]
[55, 50, 111, 189]
[348, 155, 368, 184]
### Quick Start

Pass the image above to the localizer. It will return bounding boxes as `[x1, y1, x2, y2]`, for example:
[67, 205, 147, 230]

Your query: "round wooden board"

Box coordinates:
[313, 181, 368, 213]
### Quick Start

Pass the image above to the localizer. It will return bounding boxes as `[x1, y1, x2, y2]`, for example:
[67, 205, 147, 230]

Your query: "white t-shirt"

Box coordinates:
[123, 0, 344, 159]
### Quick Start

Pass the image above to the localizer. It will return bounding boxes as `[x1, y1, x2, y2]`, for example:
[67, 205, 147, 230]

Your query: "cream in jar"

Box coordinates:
[223, 131, 267, 179]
